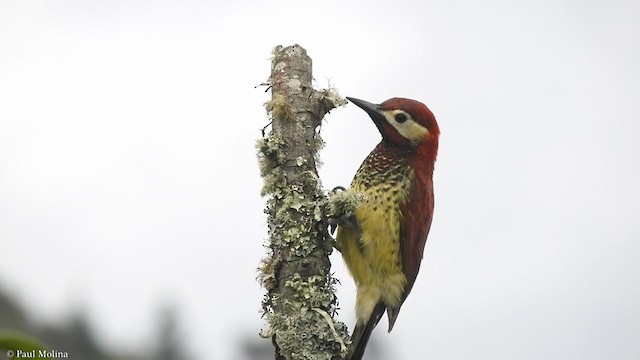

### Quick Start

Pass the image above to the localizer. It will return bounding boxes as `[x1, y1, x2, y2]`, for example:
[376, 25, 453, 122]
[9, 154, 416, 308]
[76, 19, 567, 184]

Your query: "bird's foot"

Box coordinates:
[325, 186, 363, 238]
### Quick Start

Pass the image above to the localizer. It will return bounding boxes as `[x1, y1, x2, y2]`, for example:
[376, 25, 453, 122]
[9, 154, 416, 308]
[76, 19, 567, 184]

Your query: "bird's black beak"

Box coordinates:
[347, 96, 387, 136]
[347, 96, 380, 120]
[347, 96, 387, 137]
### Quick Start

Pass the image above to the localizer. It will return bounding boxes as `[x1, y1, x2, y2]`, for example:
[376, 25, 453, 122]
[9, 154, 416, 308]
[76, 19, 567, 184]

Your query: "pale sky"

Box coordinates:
[1, 0, 639, 359]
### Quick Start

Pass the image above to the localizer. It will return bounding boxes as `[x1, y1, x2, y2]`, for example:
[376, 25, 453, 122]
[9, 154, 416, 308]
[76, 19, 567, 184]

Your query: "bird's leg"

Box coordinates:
[326, 186, 346, 235]
[324, 186, 363, 250]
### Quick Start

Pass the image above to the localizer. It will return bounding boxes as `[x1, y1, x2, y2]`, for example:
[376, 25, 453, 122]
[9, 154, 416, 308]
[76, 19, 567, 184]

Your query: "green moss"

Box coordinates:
[271, 307, 349, 360]
[263, 273, 349, 359]
[312, 134, 325, 168]
[257, 128, 350, 358]
[257, 252, 278, 291]
[256, 134, 286, 179]
[320, 87, 348, 108]
[285, 274, 334, 307]
[265, 93, 294, 121]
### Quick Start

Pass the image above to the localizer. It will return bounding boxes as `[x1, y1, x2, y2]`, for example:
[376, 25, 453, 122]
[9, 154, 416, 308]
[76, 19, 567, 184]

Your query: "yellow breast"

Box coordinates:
[336, 167, 413, 314]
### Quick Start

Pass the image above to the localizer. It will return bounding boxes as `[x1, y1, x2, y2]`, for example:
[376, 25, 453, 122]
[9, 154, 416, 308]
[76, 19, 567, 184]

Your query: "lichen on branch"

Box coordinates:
[256, 44, 349, 360]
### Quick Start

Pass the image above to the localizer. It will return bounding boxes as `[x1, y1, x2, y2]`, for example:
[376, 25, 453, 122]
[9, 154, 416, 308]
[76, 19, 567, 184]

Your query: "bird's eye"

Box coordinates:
[394, 113, 408, 123]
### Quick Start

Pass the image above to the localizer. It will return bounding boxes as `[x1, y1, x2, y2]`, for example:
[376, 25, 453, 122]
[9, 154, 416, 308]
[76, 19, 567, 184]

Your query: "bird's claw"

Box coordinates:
[326, 217, 340, 236]
[331, 214, 361, 237]
[324, 185, 363, 253]
[325, 186, 349, 235]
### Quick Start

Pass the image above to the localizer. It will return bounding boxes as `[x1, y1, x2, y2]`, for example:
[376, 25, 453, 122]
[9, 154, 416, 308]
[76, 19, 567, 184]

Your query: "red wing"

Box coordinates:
[399, 176, 434, 301]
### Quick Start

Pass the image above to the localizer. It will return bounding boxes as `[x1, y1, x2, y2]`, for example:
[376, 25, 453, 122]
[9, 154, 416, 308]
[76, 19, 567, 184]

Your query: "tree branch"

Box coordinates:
[257, 44, 349, 360]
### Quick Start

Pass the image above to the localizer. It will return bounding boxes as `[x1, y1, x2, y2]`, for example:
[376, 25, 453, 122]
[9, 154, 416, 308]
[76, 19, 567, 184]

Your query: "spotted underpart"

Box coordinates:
[339, 96, 439, 360]
[336, 142, 414, 326]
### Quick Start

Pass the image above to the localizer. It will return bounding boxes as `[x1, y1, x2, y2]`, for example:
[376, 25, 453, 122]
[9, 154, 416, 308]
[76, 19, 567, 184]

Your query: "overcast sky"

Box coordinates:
[1, 0, 640, 359]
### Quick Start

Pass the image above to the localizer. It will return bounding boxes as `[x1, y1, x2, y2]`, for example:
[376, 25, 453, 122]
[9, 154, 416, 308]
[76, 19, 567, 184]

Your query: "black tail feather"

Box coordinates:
[349, 302, 386, 360]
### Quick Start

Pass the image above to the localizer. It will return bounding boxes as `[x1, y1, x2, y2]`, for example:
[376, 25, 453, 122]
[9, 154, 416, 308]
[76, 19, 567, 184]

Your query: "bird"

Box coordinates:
[336, 97, 440, 360]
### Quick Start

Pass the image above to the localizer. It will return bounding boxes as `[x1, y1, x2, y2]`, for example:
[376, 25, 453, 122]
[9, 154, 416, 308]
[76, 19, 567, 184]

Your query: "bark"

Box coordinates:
[257, 45, 349, 360]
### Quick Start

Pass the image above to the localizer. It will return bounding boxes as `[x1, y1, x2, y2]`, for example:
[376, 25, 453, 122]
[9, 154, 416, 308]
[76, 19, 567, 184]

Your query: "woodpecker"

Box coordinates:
[336, 97, 440, 360]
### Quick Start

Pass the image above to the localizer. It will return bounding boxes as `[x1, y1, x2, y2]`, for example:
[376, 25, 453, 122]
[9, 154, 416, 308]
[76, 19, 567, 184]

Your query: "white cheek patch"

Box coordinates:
[384, 111, 430, 144]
